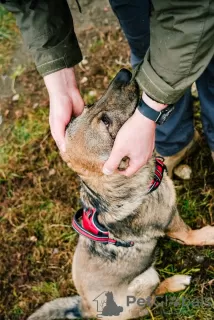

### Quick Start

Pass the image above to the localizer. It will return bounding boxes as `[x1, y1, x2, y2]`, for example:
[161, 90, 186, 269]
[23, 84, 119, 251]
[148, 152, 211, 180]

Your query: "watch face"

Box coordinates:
[159, 106, 175, 124]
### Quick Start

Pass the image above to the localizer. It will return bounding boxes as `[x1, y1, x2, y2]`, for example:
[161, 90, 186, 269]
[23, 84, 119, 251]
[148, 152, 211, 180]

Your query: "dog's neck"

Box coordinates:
[79, 158, 155, 225]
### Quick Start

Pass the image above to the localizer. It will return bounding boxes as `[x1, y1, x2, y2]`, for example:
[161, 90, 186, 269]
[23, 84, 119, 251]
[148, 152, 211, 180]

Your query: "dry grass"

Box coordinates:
[0, 6, 213, 320]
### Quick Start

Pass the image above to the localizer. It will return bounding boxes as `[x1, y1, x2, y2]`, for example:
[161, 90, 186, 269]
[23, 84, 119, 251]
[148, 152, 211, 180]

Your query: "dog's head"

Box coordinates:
[62, 69, 139, 176]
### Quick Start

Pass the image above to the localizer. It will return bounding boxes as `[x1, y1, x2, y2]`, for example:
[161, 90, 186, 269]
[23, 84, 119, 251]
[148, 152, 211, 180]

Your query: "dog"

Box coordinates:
[28, 69, 214, 320]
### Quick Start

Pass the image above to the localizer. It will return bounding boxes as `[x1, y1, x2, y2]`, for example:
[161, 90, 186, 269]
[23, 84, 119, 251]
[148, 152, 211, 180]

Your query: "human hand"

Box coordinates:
[102, 92, 167, 176]
[44, 67, 84, 152]
[102, 109, 156, 176]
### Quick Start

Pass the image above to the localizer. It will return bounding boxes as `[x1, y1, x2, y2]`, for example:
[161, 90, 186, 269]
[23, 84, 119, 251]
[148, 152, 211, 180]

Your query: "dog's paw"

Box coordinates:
[197, 225, 214, 245]
[155, 275, 191, 294]
[187, 225, 214, 246]
[168, 275, 191, 291]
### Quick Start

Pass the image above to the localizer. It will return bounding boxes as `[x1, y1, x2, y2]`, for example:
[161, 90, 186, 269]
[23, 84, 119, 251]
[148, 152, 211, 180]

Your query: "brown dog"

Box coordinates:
[28, 69, 214, 320]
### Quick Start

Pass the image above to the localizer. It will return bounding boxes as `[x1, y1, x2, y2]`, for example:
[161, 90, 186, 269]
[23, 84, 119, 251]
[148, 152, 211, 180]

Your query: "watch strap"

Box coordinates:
[138, 99, 174, 125]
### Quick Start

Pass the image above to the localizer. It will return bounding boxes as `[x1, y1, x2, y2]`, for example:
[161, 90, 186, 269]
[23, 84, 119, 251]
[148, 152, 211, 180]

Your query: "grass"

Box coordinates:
[0, 8, 213, 320]
[0, 5, 20, 74]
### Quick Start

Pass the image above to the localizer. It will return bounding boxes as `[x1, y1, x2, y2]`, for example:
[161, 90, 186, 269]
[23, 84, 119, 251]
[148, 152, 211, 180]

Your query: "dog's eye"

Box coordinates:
[101, 113, 111, 128]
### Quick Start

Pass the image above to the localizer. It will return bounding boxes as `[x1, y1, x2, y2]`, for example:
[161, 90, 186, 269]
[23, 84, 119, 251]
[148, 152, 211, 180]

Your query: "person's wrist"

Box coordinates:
[44, 67, 78, 96]
[133, 108, 156, 128]
[142, 92, 167, 112]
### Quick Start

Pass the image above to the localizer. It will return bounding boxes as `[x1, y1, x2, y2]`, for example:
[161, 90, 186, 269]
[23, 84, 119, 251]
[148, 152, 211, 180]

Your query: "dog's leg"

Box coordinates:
[155, 275, 191, 295]
[122, 266, 160, 319]
[166, 210, 214, 246]
[125, 268, 190, 318]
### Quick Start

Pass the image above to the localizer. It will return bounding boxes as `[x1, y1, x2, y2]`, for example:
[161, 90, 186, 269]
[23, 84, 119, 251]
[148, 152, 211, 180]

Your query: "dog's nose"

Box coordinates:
[114, 69, 132, 85]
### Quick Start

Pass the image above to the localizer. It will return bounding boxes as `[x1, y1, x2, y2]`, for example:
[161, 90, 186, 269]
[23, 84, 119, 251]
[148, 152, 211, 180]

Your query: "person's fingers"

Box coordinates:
[120, 158, 147, 177]
[102, 147, 125, 175]
[49, 116, 66, 152]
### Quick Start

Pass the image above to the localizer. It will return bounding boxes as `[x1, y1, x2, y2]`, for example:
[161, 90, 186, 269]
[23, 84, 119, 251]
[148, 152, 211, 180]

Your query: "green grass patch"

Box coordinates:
[0, 6, 17, 40]
[0, 105, 49, 168]
[90, 38, 104, 53]
[0, 5, 20, 73]
[32, 282, 60, 299]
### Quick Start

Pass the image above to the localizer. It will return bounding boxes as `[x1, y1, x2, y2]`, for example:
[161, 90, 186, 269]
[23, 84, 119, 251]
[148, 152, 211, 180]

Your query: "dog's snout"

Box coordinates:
[114, 69, 132, 85]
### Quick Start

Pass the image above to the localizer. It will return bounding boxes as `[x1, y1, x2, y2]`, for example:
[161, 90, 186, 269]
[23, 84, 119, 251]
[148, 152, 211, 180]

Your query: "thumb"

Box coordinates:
[102, 148, 125, 175]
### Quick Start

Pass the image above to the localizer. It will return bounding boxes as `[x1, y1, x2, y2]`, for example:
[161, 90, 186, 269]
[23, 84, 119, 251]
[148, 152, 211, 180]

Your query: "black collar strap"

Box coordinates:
[72, 157, 166, 248]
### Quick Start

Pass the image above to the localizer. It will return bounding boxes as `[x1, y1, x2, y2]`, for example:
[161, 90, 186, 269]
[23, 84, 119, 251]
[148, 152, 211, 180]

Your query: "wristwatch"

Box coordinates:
[138, 99, 175, 125]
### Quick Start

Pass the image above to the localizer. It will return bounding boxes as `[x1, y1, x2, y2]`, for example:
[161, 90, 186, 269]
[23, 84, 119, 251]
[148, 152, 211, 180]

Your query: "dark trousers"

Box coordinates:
[109, 0, 214, 156]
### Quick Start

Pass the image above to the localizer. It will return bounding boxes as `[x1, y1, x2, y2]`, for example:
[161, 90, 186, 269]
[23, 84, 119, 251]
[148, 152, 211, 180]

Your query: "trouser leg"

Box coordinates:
[196, 56, 214, 152]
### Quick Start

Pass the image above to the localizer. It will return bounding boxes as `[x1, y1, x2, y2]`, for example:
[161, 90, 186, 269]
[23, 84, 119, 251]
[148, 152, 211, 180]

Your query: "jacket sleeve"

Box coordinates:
[3, 0, 82, 76]
[135, 0, 214, 104]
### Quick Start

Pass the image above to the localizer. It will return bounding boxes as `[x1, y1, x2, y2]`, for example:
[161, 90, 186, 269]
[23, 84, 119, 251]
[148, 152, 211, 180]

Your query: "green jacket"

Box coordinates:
[3, 0, 214, 104]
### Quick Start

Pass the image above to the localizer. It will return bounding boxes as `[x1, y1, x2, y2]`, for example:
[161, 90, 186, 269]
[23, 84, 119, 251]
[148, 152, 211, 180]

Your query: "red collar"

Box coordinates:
[72, 157, 166, 248]
[147, 157, 167, 193]
[72, 208, 134, 247]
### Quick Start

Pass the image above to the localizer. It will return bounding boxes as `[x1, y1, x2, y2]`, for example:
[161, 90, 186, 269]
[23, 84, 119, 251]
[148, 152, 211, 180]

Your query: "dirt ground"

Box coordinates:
[0, 2, 214, 320]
